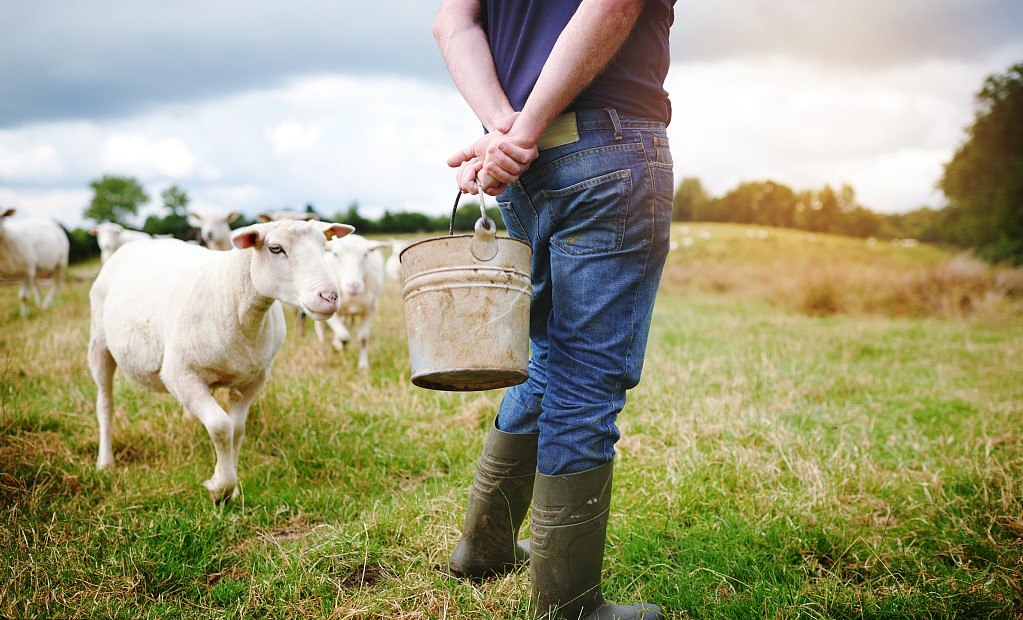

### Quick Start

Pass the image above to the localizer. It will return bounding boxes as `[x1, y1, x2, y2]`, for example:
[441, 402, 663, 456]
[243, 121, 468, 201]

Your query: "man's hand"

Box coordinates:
[448, 112, 539, 196]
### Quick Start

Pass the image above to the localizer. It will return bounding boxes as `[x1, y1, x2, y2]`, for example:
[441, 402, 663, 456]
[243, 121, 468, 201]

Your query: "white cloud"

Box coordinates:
[0, 186, 91, 228]
[264, 122, 322, 159]
[0, 142, 64, 180]
[101, 134, 197, 179]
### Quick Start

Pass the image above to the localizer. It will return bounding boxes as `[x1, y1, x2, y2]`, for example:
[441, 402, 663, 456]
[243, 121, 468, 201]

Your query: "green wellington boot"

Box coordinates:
[447, 421, 538, 580]
[530, 460, 663, 620]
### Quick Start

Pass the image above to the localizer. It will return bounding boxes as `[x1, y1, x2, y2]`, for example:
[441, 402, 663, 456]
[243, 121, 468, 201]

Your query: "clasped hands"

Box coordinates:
[448, 112, 539, 196]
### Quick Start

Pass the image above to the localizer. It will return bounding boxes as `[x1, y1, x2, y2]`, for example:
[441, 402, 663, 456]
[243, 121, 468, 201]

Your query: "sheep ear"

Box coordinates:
[321, 223, 355, 240]
[231, 225, 263, 249]
[2, 208, 15, 218]
[227, 211, 240, 223]
[256, 213, 272, 223]
[89, 228, 98, 236]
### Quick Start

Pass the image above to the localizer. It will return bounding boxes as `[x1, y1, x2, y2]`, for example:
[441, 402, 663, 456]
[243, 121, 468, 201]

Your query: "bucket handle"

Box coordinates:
[449, 176, 494, 236]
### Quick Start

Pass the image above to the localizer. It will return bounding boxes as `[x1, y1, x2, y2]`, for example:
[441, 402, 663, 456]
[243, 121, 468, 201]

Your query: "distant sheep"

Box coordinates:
[188, 211, 239, 251]
[90, 222, 152, 263]
[0, 208, 70, 317]
[256, 210, 320, 222]
[88, 220, 354, 502]
[385, 239, 410, 283]
[315, 234, 387, 370]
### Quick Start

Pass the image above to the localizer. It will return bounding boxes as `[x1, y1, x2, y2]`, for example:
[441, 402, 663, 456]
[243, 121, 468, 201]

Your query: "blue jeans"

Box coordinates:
[495, 108, 673, 476]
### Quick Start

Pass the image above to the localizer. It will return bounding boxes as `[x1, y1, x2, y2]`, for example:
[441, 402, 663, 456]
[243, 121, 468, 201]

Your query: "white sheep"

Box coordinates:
[89, 222, 152, 263]
[256, 210, 320, 222]
[0, 209, 70, 317]
[384, 239, 410, 283]
[315, 234, 387, 371]
[188, 211, 239, 251]
[88, 219, 354, 502]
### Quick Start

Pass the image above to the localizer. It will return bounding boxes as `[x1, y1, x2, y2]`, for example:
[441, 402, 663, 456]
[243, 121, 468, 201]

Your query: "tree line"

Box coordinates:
[671, 178, 945, 244]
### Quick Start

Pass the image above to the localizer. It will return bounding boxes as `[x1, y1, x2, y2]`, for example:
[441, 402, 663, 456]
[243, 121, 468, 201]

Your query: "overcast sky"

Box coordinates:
[2, 0, 1021, 230]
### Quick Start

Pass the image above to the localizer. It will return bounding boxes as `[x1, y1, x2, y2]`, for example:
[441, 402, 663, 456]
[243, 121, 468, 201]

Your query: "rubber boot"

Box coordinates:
[447, 421, 538, 580]
[530, 461, 663, 620]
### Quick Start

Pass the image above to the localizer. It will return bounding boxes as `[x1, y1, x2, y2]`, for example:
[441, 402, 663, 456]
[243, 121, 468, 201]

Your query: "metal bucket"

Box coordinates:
[400, 200, 531, 391]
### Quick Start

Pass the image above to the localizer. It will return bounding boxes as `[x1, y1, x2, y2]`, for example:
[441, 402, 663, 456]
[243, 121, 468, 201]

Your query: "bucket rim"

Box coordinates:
[399, 233, 531, 260]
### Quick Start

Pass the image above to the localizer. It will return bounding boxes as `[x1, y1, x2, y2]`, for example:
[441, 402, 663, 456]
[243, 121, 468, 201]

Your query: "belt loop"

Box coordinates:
[606, 107, 623, 141]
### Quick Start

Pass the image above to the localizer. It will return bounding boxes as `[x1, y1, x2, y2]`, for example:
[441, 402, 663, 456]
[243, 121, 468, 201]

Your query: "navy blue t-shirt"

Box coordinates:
[481, 0, 675, 124]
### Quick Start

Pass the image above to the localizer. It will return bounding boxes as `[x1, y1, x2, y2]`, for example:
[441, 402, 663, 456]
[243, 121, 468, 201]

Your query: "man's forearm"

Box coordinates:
[434, 0, 516, 132]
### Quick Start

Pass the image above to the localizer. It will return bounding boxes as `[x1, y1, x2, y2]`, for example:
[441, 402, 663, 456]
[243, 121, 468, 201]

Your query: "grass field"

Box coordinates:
[1, 223, 1021, 619]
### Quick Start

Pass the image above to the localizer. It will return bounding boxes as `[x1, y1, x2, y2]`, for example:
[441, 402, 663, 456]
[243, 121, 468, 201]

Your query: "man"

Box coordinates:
[434, 1, 675, 618]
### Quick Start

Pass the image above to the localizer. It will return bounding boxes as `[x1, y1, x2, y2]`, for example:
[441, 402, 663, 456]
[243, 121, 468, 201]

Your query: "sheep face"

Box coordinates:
[90, 223, 125, 262]
[189, 211, 238, 251]
[232, 221, 354, 319]
[325, 235, 388, 298]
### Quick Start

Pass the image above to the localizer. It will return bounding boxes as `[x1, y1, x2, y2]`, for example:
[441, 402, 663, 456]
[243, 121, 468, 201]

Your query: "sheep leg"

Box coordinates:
[17, 279, 30, 318]
[226, 377, 265, 493]
[313, 315, 329, 344]
[41, 263, 65, 310]
[355, 310, 375, 371]
[176, 380, 238, 503]
[88, 335, 117, 470]
[25, 267, 42, 310]
[316, 314, 349, 351]
[329, 315, 351, 352]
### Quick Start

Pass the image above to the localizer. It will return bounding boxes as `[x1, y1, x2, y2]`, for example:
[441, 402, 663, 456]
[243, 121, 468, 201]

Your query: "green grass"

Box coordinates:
[1, 225, 1021, 619]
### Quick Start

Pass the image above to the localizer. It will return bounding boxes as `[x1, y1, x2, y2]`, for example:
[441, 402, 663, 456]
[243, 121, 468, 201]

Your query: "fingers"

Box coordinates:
[446, 145, 477, 168]
[456, 159, 484, 194]
[480, 175, 508, 196]
[479, 140, 537, 186]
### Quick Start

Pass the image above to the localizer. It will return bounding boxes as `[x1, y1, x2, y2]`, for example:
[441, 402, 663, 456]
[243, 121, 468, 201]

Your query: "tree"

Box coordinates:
[142, 184, 192, 238]
[83, 175, 148, 226]
[161, 185, 189, 217]
[333, 202, 376, 234]
[303, 203, 324, 220]
[881, 207, 942, 242]
[939, 63, 1023, 264]
[712, 180, 798, 228]
[671, 177, 710, 221]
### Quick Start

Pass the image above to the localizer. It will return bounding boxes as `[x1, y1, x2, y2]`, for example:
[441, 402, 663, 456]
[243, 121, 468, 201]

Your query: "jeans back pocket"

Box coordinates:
[543, 169, 633, 256]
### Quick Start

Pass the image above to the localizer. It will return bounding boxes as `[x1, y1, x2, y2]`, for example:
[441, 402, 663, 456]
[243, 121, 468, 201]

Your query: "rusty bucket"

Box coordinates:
[400, 195, 531, 391]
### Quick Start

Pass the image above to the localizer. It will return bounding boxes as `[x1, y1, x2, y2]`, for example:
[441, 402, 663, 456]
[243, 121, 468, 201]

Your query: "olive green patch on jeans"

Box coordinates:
[537, 112, 580, 151]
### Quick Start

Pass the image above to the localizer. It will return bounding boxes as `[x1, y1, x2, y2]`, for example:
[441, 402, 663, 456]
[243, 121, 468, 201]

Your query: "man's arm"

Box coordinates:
[433, 0, 515, 133]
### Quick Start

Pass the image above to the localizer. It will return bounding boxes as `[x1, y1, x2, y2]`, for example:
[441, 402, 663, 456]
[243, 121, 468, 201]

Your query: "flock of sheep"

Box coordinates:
[1, 207, 409, 503]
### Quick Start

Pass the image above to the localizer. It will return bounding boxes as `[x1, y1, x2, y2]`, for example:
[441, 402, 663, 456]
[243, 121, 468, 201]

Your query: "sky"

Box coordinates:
[1, 0, 1021, 231]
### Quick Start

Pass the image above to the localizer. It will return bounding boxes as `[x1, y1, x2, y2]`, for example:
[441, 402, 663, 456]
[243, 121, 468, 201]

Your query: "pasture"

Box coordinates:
[1, 223, 1021, 619]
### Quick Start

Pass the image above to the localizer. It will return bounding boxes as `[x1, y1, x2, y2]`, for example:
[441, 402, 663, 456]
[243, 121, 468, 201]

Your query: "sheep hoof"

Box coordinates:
[203, 478, 237, 504]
